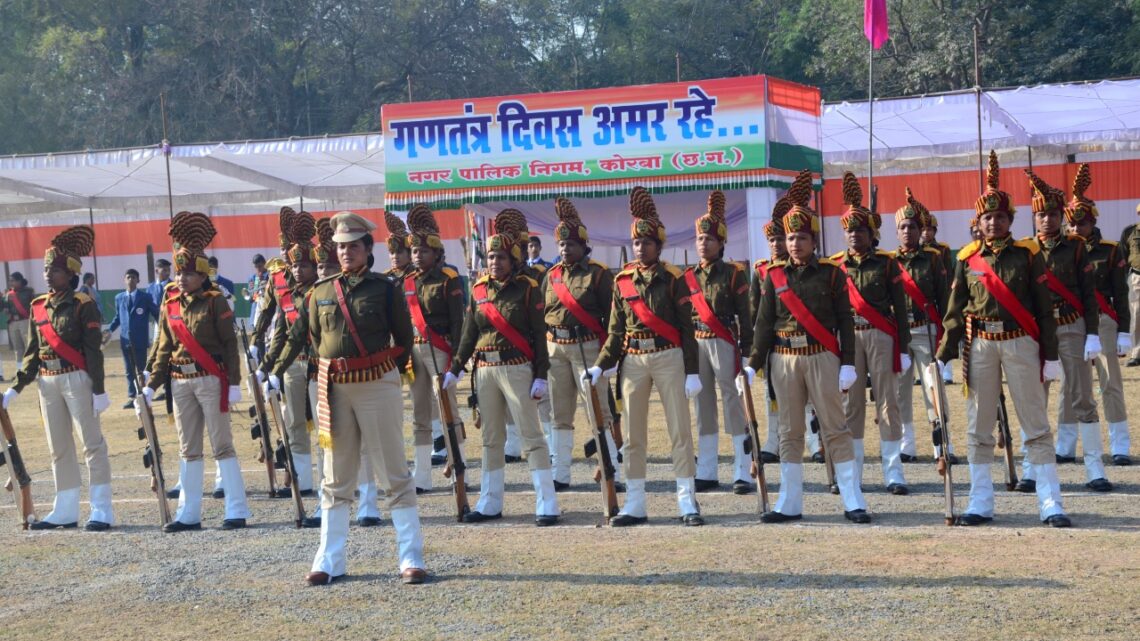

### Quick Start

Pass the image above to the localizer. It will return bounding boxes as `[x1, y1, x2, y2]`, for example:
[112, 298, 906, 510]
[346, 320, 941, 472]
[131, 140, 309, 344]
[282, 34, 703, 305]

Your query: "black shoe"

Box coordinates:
[955, 513, 993, 527]
[811, 452, 826, 464]
[899, 453, 918, 463]
[1086, 478, 1113, 492]
[299, 489, 315, 497]
[760, 451, 780, 464]
[553, 480, 571, 492]
[535, 514, 559, 527]
[153, 392, 167, 401]
[1126, 357, 1140, 367]
[84, 520, 112, 532]
[29, 520, 78, 530]
[430, 452, 447, 466]
[732, 479, 755, 495]
[165, 488, 181, 499]
[1055, 454, 1077, 464]
[1112, 454, 1132, 466]
[415, 487, 430, 495]
[1043, 514, 1072, 528]
[760, 511, 802, 524]
[1014, 479, 1036, 493]
[844, 509, 871, 524]
[829, 483, 840, 495]
[614, 482, 626, 493]
[609, 514, 648, 527]
[221, 518, 246, 530]
[947, 454, 960, 465]
[694, 478, 720, 493]
[462, 511, 502, 523]
[887, 483, 909, 496]
[212, 488, 225, 499]
[162, 520, 202, 533]
[504, 454, 523, 463]
[681, 513, 704, 526]
[122, 399, 136, 409]
[272, 487, 292, 499]
[301, 516, 322, 528]
[356, 516, 383, 527]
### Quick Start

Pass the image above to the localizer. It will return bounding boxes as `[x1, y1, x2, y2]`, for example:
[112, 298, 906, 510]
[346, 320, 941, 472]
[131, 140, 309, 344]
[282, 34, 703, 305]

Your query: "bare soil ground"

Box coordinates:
[1, 346, 1138, 640]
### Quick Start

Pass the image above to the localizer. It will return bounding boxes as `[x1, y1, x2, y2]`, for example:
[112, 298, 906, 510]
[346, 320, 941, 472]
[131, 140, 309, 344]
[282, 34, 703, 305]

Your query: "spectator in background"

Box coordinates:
[79, 272, 101, 317]
[527, 234, 553, 272]
[207, 256, 236, 308]
[243, 254, 269, 356]
[103, 269, 158, 407]
[4, 272, 35, 380]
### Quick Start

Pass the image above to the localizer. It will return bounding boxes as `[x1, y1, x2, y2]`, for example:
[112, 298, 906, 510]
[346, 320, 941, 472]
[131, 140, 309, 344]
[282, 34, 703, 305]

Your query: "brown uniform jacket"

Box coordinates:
[406, 264, 465, 348]
[830, 249, 912, 354]
[1024, 233, 1099, 336]
[596, 261, 698, 375]
[148, 287, 240, 389]
[688, 259, 753, 351]
[891, 246, 949, 326]
[749, 256, 855, 369]
[936, 239, 1058, 362]
[451, 273, 549, 379]
[14, 290, 105, 395]
[1084, 229, 1130, 329]
[300, 270, 413, 372]
[541, 258, 613, 336]
[261, 280, 315, 373]
[4, 285, 35, 322]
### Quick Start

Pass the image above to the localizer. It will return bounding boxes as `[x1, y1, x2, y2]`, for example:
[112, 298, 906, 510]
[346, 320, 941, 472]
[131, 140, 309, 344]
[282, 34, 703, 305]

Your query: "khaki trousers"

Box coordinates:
[172, 375, 237, 461]
[320, 368, 415, 511]
[1050, 319, 1097, 424]
[281, 359, 312, 455]
[548, 339, 613, 433]
[695, 337, 747, 437]
[621, 348, 695, 480]
[9, 320, 28, 360]
[475, 363, 551, 471]
[965, 335, 1054, 464]
[1129, 272, 1140, 359]
[1094, 314, 1127, 424]
[37, 370, 111, 492]
[410, 343, 456, 446]
[898, 323, 938, 425]
[771, 351, 855, 464]
[845, 327, 902, 441]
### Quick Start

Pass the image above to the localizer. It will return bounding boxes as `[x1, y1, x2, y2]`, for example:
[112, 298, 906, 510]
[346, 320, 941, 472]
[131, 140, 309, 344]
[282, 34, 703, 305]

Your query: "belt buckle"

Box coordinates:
[633, 338, 655, 351]
[1053, 307, 1063, 319]
[906, 312, 915, 324]
[412, 325, 422, 338]
[983, 320, 1003, 334]
[483, 350, 502, 364]
[178, 363, 198, 375]
[332, 357, 348, 373]
[790, 335, 808, 349]
[43, 358, 61, 370]
[852, 315, 868, 326]
[554, 328, 573, 340]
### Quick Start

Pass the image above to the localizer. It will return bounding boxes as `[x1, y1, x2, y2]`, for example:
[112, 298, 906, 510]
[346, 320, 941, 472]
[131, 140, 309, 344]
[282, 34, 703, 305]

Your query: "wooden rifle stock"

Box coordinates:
[585, 380, 620, 520]
[739, 375, 770, 514]
[0, 408, 37, 529]
[265, 389, 306, 527]
[435, 374, 470, 521]
[996, 391, 1018, 491]
[812, 409, 837, 492]
[239, 322, 279, 498]
[134, 377, 172, 527]
[924, 362, 955, 525]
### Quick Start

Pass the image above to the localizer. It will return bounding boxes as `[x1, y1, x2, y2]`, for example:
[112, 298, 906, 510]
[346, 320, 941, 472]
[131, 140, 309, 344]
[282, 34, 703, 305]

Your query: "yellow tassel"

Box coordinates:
[306, 419, 314, 434]
[318, 432, 332, 450]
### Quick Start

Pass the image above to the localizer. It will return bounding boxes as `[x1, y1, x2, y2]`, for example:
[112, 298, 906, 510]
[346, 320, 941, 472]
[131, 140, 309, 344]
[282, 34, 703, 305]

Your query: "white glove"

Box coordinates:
[93, 393, 110, 415]
[899, 353, 912, 374]
[142, 370, 151, 386]
[1042, 360, 1062, 381]
[937, 360, 950, 378]
[255, 369, 266, 384]
[1118, 332, 1131, 357]
[1083, 334, 1102, 362]
[530, 378, 548, 399]
[228, 385, 242, 404]
[248, 345, 260, 363]
[267, 374, 281, 392]
[839, 365, 857, 391]
[584, 366, 603, 386]
[441, 371, 460, 389]
[2, 388, 17, 410]
[602, 365, 618, 378]
[736, 367, 756, 395]
[743, 365, 756, 386]
[684, 374, 702, 399]
[141, 386, 154, 407]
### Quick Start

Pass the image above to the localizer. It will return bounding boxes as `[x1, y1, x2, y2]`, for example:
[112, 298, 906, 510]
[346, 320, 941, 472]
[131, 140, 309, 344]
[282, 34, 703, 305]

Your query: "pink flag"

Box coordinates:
[864, 0, 889, 49]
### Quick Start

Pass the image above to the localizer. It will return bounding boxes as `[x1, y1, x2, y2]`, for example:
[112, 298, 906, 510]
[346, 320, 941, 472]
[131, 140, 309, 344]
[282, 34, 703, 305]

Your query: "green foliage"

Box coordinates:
[0, 0, 1136, 154]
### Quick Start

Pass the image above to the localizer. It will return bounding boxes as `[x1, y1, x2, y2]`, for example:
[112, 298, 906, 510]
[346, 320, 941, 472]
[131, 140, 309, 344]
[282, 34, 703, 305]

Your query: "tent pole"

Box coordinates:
[1027, 146, 1033, 172]
[867, 35, 874, 199]
[973, 24, 983, 192]
[160, 92, 175, 221]
[88, 207, 99, 287]
[675, 52, 681, 82]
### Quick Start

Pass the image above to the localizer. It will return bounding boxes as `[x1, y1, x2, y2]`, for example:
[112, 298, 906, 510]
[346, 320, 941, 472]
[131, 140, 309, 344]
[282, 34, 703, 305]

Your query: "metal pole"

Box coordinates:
[88, 207, 99, 287]
[407, 75, 413, 102]
[160, 92, 175, 220]
[868, 37, 874, 197]
[974, 24, 984, 192]
[675, 52, 681, 82]
[1027, 146, 1034, 172]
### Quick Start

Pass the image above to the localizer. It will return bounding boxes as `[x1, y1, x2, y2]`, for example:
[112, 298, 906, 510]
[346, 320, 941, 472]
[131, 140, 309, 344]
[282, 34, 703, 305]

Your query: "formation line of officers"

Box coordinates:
[3, 152, 1135, 586]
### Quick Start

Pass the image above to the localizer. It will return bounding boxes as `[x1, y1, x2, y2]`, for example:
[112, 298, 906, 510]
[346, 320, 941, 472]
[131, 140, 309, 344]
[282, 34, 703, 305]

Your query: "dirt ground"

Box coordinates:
[1, 344, 1138, 640]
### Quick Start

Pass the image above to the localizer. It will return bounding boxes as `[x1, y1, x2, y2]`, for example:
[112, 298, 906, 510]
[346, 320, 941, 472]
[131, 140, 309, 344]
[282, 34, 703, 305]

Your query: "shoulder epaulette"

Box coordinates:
[516, 274, 538, 287]
[828, 250, 846, 262]
[266, 258, 287, 274]
[1099, 239, 1119, 247]
[74, 292, 93, 304]
[661, 262, 683, 278]
[1066, 234, 1085, 243]
[771, 259, 789, 268]
[531, 264, 548, 275]
[729, 261, 746, 272]
[956, 240, 982, 261]
[441, 266, 459, 279]
[1013, 239, 1040, 256]
[818, 258, 839, 267]
[474, 274, 491, 286]
[753, 258, 769, 268]
[164, 281, 179, 291]
[314, 273, 340, 286]
[617, 267, 636, 278]
[32, 293, 49, 304]
[588, 258, 610, 271]
[875, 249, 893, 257]
[923, 247, 942, 256]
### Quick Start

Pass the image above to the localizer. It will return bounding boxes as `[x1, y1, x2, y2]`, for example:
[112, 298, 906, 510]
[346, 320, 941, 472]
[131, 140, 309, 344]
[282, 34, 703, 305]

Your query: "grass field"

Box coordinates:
[1, 343, 1138, 640]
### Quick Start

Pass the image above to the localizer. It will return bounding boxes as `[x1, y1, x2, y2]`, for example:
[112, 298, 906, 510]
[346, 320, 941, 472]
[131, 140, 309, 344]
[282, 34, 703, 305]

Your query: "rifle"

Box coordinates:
[264, 387, 307, 527]
[811, 408, 838, 494]
[126, 346, 172, 526]
[239, 321, 280, 498]
[996, 390, 1018, 491]
[739, 372, 770, 514]
[575, 335, 620, 521]
[924, 362, 954, 525]
[0, 407, 36, 529]
[426, 341, 469, 521]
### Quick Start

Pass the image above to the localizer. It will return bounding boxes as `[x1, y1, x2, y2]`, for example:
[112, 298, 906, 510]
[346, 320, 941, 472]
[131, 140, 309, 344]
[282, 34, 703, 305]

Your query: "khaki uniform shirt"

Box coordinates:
[688, 259, 753, 350]
[936, 239, 1058, 362]
[298, 271, 413, 373]
[4, 285, 35, 322]
[1025, 233, 1099, 335]
[261, 280, 315, 373]
[1084, 229, 1130, 329]
[406, 264, 465, 348]
[597, 261, 698, 375]
[14, 290, 105, 395]
[541, 259, 613, 333]
[749, 259, 776, 325]
[451, 273, 549, 379]
[1121, 223, 1140, 272]
[831, 249, 912, 354]
[749, 256, 855, 369]
[252, 267, 291, 343]
[891, 246, 949, 324]
[148, 288, 239, 389]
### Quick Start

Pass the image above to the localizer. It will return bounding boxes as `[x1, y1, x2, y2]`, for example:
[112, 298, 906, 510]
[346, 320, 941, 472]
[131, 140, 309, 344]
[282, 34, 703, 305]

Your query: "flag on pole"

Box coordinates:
[864, 0, 889, 49]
